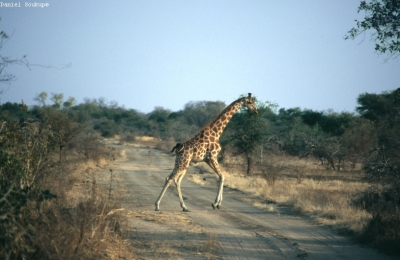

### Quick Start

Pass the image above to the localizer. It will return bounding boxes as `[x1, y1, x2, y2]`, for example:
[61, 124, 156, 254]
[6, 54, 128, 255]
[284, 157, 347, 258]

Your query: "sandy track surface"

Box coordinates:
[104, 142, 394, 259]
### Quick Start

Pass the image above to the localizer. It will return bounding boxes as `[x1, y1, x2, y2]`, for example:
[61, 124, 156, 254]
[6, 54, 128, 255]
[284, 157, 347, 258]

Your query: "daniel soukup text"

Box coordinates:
[0, 2, 49, 7]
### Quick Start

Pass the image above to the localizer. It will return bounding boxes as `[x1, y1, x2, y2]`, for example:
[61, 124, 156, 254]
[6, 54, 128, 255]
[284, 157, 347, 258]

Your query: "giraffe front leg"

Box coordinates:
[206, 157, 224, 210]
[155, 177, 173, 211]
[212, 173, 224, 210]
[175, 171, 189, 212]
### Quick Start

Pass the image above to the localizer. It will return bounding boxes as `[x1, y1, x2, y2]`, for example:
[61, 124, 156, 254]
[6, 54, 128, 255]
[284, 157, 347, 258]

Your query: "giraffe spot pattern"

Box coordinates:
[168, 96, 250, 177]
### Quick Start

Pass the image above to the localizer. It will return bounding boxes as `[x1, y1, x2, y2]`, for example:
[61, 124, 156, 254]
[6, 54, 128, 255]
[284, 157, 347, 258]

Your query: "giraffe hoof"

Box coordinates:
[212, 203, 220, 210]
[183, 208, 190, 212]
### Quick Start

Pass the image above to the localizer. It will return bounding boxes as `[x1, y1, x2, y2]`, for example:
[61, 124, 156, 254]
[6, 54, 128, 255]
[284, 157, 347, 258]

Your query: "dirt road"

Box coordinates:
[105, 142, 394, 259]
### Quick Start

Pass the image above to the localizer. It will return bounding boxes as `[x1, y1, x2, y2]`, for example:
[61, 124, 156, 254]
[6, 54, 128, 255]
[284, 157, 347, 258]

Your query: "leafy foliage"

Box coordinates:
[346, 0, 400, 59]
[226, 100, 272, 174]
[357, 88, 400, 121]
[352, 88, 400, 253]
[357, 88, 400, 184]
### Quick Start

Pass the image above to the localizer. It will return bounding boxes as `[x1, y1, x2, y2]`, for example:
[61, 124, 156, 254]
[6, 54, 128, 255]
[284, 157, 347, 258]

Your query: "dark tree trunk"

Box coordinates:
[246, 155, 252, 175]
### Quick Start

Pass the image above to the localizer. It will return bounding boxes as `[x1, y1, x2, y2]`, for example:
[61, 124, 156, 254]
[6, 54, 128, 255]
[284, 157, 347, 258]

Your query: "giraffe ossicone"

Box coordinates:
[155, 93, 258, 211]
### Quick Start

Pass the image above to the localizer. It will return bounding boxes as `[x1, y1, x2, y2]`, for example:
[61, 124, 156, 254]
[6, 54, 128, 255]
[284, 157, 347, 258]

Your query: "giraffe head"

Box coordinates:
[244, 93, 258, 114]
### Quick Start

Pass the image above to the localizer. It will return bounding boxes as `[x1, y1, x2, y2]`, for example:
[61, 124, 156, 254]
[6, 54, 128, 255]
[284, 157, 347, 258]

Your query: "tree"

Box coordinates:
[93, 119, 119, 138]
[63, 96, 76, 109]
[34, 91, 48, 106]
[1, 17, 70, 95]
[301, 109, 323, 127]
[319, 111, 353, 136]
[0, 26, 14, 85]
[355, 88, 400, 251]
[50, 93, 64, 110]
[341, 117, 377, 167]
[345, 0, 400, 59]
[1, 18, 46, 87]
[356, 88, 400, 182]
[148, 106, 171, 123]
[356, 88, 400, 121]
[0, 19, 27, 89]
[46, 109, 84, 162]
[227, 98, 274, 174]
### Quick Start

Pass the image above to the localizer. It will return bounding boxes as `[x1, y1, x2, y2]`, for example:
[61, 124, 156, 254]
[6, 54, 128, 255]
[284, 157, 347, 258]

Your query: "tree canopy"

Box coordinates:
[345, 0, 400, 59]
[356, 87, 400, 120]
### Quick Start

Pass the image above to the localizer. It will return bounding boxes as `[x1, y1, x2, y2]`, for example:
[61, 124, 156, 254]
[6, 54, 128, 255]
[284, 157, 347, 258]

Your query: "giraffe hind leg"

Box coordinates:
[204, 157, 221, 208]
[155, 169, 189, 212]
[155, 177, 174, 211]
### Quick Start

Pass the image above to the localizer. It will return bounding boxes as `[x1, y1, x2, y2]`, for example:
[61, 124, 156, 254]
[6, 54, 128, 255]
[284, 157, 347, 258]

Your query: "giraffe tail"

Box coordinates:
[170, 143, 184, 153]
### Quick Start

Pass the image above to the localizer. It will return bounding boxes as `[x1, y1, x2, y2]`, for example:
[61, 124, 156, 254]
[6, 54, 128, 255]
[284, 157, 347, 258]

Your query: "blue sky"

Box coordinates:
[1, 0, 399, 113]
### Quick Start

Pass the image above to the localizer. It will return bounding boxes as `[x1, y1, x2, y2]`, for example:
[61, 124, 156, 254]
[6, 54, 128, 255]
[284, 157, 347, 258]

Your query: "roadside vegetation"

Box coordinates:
[1, 87, 400, 257]
[0, 102, 139, 259]
[2, 1, 399, 256]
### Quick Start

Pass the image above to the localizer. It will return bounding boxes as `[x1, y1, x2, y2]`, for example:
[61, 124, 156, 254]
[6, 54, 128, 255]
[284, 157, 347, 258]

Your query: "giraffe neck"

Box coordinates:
[197, 97, 244, 139]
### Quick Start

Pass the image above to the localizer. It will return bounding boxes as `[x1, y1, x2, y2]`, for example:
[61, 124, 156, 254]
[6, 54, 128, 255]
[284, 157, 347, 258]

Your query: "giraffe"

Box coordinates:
[155, 93, 258, 211]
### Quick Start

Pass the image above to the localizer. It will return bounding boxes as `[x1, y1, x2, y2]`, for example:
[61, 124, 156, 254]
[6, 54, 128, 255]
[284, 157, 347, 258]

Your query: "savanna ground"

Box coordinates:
[87, 136, 396, 259]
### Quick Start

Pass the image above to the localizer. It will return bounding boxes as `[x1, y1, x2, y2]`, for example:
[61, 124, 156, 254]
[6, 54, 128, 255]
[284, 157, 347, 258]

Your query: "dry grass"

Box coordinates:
[34, 149, 138, 259]
[189, 154, 372, 235]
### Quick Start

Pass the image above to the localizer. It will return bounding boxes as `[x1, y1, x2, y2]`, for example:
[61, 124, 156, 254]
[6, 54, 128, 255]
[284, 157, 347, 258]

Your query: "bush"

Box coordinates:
[355, 185, 400, 255]
[0, 104, 125, 258]
[94, 119, 119, 137]
[260, 156, 287, 186]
